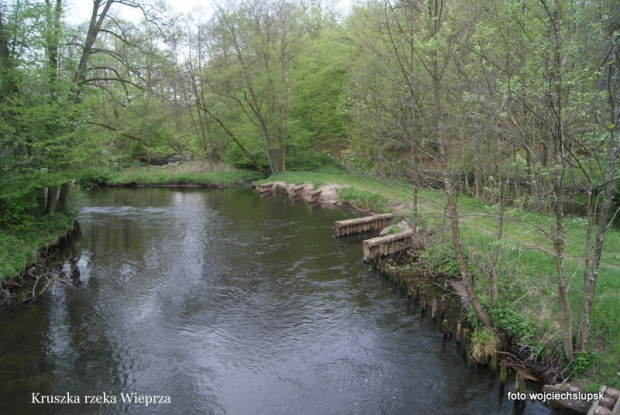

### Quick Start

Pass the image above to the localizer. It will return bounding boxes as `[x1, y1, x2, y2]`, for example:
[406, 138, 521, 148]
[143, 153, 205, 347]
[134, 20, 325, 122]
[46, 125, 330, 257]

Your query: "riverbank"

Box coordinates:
[0, 212, 77, 282]
[253, 170, 620, 394]
[80, 162, 263, 188]
[0, 211, 79, 306]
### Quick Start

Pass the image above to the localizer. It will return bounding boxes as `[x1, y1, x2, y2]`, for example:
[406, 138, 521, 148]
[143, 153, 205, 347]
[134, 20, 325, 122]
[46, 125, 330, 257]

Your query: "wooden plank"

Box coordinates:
[334, 213, 394, 236]
[610, 388, 620, 415]
[588, 386, 607, 415]
[363, 229, 414, 260]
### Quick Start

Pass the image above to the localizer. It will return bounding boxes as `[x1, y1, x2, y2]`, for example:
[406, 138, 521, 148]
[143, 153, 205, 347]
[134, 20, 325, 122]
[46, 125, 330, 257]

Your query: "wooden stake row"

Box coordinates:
[333, 213, 394, 236]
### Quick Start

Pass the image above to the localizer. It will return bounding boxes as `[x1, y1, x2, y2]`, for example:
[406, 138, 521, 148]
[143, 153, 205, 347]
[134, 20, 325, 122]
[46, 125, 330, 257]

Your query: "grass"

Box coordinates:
[105, 169, 262, 187]
[253, 168, 620, 388]
[468, 327, 502, 364]
[336, 187, 390, 213]
[81, 161, 263, 188]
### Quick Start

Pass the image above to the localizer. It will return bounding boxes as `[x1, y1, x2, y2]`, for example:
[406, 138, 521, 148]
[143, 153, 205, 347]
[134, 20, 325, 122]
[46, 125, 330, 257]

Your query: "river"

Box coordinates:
[0, 188, 572, 414]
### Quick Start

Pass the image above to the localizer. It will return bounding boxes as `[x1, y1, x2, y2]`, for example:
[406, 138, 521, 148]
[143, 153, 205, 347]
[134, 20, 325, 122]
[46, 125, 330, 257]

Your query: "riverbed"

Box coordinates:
[0, 188, 571, 414]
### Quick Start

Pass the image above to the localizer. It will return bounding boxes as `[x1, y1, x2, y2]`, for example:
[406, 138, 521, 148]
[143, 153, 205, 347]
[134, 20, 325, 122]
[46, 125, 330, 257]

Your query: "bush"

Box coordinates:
[468, 327, 501, 364]
[78, 168, 113, 188]
[490, 306, 533, 341]
[489, 305, 550, 359]
[568, 351, 593, 377]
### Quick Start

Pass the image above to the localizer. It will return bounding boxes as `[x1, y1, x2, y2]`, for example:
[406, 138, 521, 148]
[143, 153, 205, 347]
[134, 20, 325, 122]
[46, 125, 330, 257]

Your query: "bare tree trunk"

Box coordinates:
[551, 165, 573, 360]
[432, 65, 493, 328]
[46, 186, 60, 215]
[426, 0, 493, 328]
[200, 104, 268, 175]
[59, 182, 71, 212]
[72, 0, 113, 91]
[0, 11, 13, 97]
[490, 175, 508, 305]
[576, 38, 620, 351]
[442, 171, 493, 327]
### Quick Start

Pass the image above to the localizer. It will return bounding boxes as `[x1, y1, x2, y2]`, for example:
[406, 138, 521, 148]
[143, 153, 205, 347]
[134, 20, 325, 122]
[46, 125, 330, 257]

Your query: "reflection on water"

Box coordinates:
[0, 188, 570, 414]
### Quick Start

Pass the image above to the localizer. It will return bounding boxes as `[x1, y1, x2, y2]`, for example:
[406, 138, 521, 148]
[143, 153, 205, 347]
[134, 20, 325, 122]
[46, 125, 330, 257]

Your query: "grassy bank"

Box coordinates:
[255, 170, 620, 389]
[81, 162, 263, 188]
[0, 212, 76, 282]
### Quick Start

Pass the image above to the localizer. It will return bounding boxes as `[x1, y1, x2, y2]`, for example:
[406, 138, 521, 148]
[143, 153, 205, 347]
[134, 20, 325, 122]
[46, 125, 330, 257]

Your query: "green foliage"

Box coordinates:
[490, 307, 534, 342]
[582, 352, 620, 390]
[78, 168, 114, 188]
[591, 274, 620, 355]
[289, 24, 352, 161]
[568, 351, 593, 377]
[488, 305, 551, 359]
[386, 225, 405, 235]
[437, 256, 461, 276]
[0, 190, 39, 228]
[286, 150, 335, 171]
[418, 243, 461, 276]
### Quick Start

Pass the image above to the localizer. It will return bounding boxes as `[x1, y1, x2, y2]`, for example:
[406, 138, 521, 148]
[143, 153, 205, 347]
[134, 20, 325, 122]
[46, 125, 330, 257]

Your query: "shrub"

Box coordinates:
[78, 168, 113, 188]
[568, 351, 593, 377]
[468, 327, 501, 364]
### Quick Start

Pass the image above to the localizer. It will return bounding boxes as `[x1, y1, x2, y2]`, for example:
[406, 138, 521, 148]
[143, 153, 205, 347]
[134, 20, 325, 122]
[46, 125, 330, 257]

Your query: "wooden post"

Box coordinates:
[500, 360, 507, 384]
[440, 296, 447, 319]
[515, 372, 526, 403]
[431, 298, 438, 320]
[362, 229, 414, 261]
[334, 213, 394, 236]
[419, 291, 427, 311]
[455, 320, 462, 345]
[462, 328, 469, 346]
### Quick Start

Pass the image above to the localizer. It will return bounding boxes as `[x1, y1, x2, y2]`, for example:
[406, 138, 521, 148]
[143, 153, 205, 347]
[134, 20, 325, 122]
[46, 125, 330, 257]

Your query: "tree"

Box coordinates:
[202, 0, 304, 172]
[344, 0, 494, 327]
[575, 2, 620, 352]
[0, 0, 170, 222]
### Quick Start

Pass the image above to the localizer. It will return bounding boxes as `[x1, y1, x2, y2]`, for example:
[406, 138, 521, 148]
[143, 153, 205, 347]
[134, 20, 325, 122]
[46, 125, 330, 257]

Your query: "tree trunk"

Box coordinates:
[427, 0, 492, 328]
[46, 186, 60, 215]
[576, 38, 620, 351]
[59, 182, 71, 212]
[0, 11, 19, 99]
[201, 105, 268, 175]
[490, 176, 508, 305]
[71, 0, 113, 98]
[551, 159, 574, 359]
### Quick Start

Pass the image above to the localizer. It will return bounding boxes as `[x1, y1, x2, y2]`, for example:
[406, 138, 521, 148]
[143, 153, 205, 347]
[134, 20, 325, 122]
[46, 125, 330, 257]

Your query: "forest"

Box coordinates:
[1, 0, 619, 388]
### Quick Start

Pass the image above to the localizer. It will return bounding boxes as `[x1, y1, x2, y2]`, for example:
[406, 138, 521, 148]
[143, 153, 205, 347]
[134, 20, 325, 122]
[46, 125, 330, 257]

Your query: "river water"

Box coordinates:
[0, 188, 571, 414]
